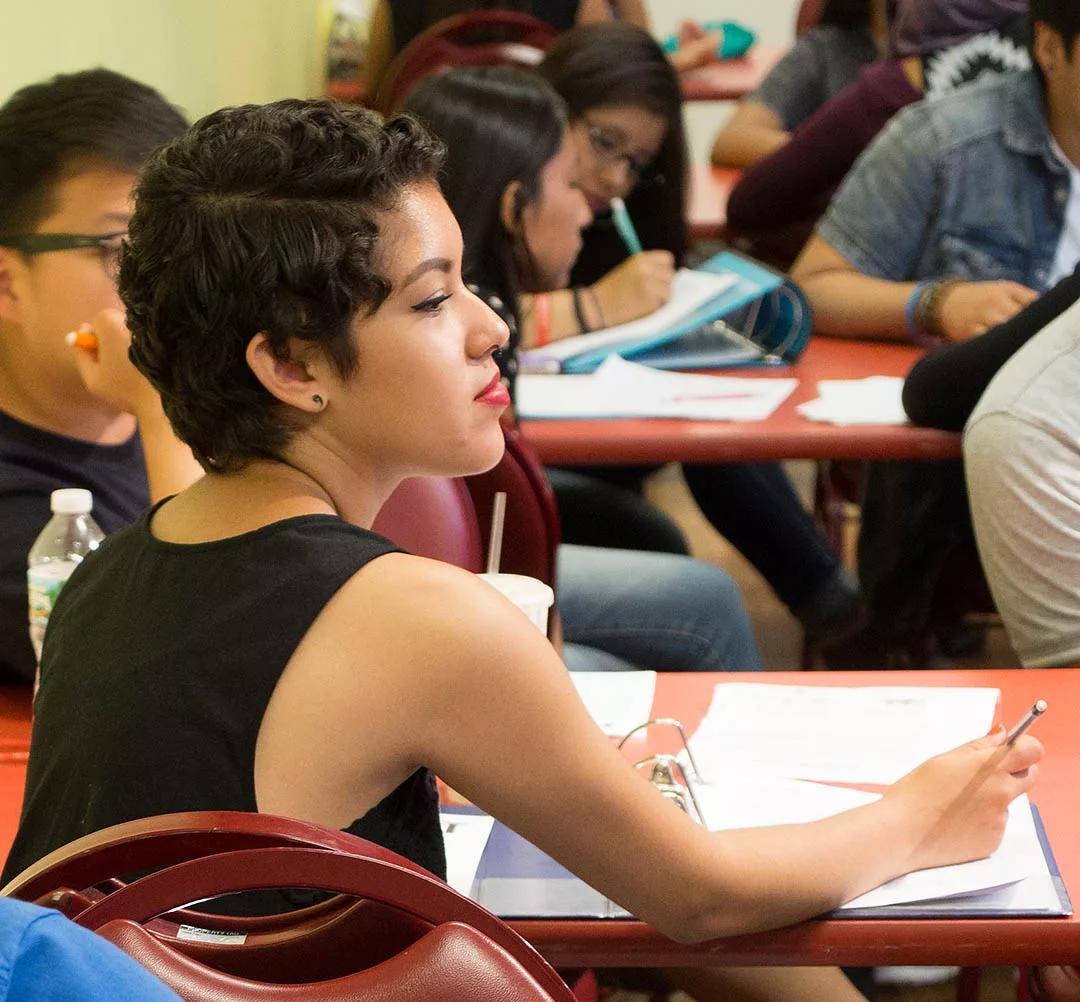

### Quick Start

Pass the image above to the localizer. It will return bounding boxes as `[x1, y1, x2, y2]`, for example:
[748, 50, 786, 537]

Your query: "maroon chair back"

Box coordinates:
[372, 476, 483, 571]
[1, 810, 432, 905]
[4, 811, 424, 960]
[98, 919, 561, 1001]
[466, 426, 561, 590]
[77, 845, 576, 1001]
[796, 0, 826, 35]
[373, 11, 557, 113]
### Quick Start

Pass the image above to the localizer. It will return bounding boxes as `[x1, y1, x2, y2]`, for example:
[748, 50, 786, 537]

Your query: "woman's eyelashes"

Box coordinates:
[411, 292, 454, 314]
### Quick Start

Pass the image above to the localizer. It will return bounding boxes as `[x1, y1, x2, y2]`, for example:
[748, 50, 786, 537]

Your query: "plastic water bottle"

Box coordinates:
[27, 488, 104, 666]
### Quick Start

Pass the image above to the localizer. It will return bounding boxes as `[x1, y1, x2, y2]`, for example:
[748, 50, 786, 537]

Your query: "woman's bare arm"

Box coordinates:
[259, 554, 1040, 945]
[711, 103, 789, 168]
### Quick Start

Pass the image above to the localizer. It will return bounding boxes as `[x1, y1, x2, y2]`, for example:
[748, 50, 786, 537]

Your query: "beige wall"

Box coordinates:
[0, 0, 323, 122]
[0, 0, 799, 158]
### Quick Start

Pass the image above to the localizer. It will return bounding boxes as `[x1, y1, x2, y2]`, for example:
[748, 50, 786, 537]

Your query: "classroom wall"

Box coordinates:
[645, 0, 800, 46]
[0, 0, 324, 120]
[0, 0, 799, 162]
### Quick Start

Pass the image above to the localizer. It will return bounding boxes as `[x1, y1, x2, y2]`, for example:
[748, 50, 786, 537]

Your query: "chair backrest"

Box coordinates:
[98, 918, 563, 1002]
[372, 476, 483, 572]
[465, 426, 560, 590]
[373, 11, 557, 113]
[75, 844, 576, 1002]
[796, 0, 826, 36]
[1, 810, 433, 905]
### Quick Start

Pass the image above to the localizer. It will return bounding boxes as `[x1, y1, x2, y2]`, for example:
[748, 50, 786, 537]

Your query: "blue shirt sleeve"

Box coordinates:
[816, 99, 941, 281]
[1, 900, 182, 1002]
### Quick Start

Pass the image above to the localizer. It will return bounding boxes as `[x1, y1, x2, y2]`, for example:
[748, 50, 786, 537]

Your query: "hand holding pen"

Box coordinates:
[1006, 700, 1047, 744]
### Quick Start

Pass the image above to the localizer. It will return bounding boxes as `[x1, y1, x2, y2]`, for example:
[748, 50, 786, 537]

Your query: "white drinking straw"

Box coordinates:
[486, 491, 507, 575]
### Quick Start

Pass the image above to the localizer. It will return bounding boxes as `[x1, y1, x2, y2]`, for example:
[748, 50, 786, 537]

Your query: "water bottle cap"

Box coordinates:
[50, 488, 93, 515]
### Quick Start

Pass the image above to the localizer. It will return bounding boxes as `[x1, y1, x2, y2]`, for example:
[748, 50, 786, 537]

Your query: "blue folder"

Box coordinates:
[527, 251, 812, 375]
[444, 804, 1072, 921]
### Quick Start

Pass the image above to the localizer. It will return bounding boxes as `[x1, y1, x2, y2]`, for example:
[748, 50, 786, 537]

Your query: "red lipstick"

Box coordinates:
[476, 372, 510, 407]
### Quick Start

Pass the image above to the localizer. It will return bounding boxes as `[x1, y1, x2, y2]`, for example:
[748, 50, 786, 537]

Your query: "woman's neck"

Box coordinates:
[148, 456, 396, 545]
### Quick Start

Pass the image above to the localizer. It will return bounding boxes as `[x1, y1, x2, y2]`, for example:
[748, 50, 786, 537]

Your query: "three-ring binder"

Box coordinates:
[618, 717, 705, 825]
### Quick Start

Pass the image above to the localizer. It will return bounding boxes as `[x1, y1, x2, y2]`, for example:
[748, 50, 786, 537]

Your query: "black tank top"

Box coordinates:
[2, 504, 446, 885]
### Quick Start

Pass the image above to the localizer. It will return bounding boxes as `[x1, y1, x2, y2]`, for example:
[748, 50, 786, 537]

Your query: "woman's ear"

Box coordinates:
[245, 333, 328, 414]
[499, 180, 525, 236]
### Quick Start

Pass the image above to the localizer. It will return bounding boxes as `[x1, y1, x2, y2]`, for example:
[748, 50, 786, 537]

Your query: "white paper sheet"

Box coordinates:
[569, 670, 657, 737]
[693, 773, 879, 830]
[440, 813, 495, 896]
[687, 683, 1000, 784]
[797, 376, 908, 426]
[522, 269, 738, 365]
[516, 355, 797, 421]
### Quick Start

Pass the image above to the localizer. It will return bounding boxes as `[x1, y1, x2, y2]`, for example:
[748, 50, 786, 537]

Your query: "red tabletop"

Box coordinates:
[680, 45, 786, 102]
[688, 165, 740, 242]
[519, 337, 961, 465]
[511, 668, 1080, 969]
[0, 687, 32, 862]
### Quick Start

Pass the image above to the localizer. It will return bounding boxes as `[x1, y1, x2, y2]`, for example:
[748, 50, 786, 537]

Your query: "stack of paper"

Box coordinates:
[797, 376, 908, 425]
[686, 683, 1000, 785]
[516, 354, 797, 421]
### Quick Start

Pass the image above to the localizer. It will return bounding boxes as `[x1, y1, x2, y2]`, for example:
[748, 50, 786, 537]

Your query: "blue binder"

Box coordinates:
[443, 803, 1072, 921]
[519, 251, 813, 375]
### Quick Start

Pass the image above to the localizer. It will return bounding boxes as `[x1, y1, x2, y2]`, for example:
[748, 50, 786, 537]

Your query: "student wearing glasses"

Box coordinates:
[0, 70, 201, 685]
[527, 23, 863, 652]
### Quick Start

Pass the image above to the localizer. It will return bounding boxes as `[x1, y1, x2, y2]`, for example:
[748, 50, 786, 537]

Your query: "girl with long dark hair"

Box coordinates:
[528, 23, 862, 651]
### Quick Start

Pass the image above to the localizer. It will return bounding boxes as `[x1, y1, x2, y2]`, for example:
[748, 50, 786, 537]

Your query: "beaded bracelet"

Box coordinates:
[906, 277, 962, 345]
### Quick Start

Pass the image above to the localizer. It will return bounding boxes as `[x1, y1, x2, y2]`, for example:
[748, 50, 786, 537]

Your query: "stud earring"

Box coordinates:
[312, 394, 324, 407]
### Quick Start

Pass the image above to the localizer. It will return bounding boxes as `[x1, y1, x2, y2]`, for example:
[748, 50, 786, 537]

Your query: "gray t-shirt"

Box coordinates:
[965, 294, 1080, 668]
[747, 25, 878, 131]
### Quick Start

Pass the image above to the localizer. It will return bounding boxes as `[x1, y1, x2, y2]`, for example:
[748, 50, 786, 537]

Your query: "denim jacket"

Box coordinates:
[818, 69, 1069, 291]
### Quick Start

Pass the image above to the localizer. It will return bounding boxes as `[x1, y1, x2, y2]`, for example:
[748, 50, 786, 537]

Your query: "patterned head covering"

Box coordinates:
[891, 0, 1029, 56]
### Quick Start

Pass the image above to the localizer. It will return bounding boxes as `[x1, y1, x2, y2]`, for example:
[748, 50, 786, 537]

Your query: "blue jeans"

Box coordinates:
[557, 545, 763, 673]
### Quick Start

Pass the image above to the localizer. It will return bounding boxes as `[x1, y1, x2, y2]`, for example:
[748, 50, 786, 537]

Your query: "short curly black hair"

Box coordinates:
[119, 99, 444, 472]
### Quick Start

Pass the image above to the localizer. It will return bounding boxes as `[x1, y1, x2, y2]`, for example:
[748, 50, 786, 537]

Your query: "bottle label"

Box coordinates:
[28, 562, 78, 630]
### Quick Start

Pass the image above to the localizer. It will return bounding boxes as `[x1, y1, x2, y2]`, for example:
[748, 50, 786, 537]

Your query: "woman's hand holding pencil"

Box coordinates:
[592, 250, 675, 327]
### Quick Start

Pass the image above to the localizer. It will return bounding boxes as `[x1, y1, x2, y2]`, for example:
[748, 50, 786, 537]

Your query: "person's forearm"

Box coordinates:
[796, 271, 916, 341]
[136, 402, 203, 501]
[711, 125, 789, 168]
[519, 289, 604, 349]
[679, 797, 914, 941]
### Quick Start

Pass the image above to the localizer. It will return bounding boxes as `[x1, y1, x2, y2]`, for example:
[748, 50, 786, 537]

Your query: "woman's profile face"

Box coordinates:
[569, 102, 667, 211]
[517, 129, 593, 292]
[319, 183, 511, 480]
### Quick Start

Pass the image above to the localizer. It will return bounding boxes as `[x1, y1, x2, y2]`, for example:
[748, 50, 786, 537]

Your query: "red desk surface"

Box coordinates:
[680, 46, 786, 102]
[511, 668, 1080, 969]
[519, 337, 961, 465]
[688, 165, 740, 242]
[0, 687, 32, 863]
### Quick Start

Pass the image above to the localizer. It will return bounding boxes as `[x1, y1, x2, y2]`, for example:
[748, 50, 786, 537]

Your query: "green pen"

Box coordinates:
[610, 197, 643, 256]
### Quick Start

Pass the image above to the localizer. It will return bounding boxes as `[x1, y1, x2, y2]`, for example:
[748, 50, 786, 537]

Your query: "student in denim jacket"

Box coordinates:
[790, 0, 1080, 666]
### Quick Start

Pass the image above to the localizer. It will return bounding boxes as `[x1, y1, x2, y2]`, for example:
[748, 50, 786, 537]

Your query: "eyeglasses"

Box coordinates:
[582, 120, 662, 186]
[0, 231, 127, 275]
